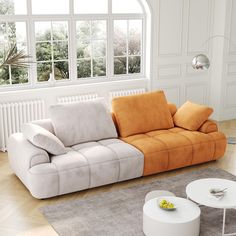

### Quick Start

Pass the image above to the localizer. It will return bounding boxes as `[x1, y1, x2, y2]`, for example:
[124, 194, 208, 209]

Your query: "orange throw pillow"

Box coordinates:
[173, 101, 213, 131]
[112, 91, 174, 137]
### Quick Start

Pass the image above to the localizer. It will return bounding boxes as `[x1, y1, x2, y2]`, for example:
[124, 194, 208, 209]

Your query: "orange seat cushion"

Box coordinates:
[112, 91, 174, 137]
[173, 101, 213, 131]
[122, 128, 226, 176]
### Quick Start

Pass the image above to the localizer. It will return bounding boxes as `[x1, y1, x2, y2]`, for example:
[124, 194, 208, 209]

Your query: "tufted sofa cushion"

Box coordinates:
[27, 139, 144, 198]
[49, 99, 118, 146]
[112, 91, 174, 138]
[122, 128, 227, 176]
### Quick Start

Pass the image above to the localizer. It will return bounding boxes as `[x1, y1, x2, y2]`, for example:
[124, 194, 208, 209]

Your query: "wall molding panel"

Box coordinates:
[218, 0, 236, 119]
[158, 0, 183, 56]
[229, 0, 236, 55]
[185, 83, 208, 105]
[159, 85, 181, 106]
[155, 0, 213, 110]
[186, 0, 211, 55]
[226, 62, 236, 77]
[224, 82, 236, 108]
[157, 64, 182, 79]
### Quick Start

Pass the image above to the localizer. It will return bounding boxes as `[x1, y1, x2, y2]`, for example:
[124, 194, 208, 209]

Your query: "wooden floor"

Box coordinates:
[0, 120, 236, 236]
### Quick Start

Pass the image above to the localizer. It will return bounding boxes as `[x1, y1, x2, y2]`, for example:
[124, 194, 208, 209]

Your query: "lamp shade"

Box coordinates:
[192, 54, 210, 70]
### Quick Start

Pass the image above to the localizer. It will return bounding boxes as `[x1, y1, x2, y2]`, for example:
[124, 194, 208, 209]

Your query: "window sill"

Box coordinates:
[0, 76, 149, 95]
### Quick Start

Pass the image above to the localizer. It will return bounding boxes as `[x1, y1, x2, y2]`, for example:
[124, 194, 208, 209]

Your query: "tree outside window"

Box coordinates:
[114, 20, 142, 75]
[35, 21, 69, 82]
[76, 20, 107, 79]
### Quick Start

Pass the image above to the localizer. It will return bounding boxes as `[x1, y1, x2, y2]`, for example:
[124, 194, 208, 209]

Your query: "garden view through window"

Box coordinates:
[0, 0, 145, 87]
[35, 21, 69, 82]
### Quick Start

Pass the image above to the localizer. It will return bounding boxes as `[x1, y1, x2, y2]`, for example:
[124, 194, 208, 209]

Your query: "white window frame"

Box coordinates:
[0, 0, 147, 91]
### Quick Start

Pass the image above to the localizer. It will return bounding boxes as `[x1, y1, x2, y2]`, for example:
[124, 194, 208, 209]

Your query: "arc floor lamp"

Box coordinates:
[191, 35, 236, 144]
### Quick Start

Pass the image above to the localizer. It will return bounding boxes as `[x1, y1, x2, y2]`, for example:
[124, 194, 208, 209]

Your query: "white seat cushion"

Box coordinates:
[28, 138, 144, 198]
[51, 150, 90, 194]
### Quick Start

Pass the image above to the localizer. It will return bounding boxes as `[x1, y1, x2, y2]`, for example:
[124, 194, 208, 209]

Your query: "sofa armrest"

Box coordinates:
[7, 133, 50, 173]
[198, 120, 218, 133]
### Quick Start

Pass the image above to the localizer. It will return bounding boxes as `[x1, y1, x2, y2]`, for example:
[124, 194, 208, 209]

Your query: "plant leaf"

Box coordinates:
[0, 44, 33, 68]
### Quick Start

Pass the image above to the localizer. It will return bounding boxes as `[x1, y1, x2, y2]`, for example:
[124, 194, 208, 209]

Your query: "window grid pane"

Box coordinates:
[0, 21, 28, 85]
[113, 19, 142, 75]
[35, 21, 69, 82]
[74, 0, 108, 14]
[76, 20, 107, 79]
[32, 0, 69, 14]
[112, 0, 143, 14]
[0, 0, 27, 15]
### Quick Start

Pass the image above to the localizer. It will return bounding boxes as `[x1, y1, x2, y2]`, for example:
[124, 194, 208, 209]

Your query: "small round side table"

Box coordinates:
[143, 196, 200, 236]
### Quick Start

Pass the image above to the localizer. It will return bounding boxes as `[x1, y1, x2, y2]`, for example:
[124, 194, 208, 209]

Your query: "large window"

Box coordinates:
[0, 0, 145, 89]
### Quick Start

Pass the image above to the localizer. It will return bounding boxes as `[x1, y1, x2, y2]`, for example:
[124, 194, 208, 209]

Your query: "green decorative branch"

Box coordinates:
[0, 44, 32, 68]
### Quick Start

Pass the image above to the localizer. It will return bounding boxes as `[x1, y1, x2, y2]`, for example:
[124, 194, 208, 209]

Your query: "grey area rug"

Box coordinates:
[41, 168, 236, 236]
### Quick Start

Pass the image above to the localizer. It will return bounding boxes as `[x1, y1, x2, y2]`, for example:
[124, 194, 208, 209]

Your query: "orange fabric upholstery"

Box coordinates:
[173, 101, 213, 131]
[122, 128, 226, 176]
[112, 91, 174, 138]
[113, 92, 227, 176]
[168, 103, 177, 116]
[198, 120, 218, 133]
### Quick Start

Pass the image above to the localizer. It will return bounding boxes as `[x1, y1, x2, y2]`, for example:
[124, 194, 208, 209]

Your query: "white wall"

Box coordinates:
[150, 0, 213, 108]
[149, 0, 236, 121]
[218, 0, 236, 120]
[0, 0, 235, 121]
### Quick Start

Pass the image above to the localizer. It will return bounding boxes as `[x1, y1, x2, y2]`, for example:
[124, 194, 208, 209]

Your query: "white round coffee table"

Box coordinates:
[145, 190, 175, 202]
[143, 196, 200, 236]
[186, 178, 236, 236]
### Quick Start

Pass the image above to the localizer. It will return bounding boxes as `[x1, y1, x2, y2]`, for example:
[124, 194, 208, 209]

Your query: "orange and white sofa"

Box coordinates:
[7, 91, 227, 198]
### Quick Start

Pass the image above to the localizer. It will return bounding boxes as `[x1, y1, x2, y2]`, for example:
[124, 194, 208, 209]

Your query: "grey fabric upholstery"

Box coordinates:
[7, 133, 50, 188]
[49, 100, 118, 146]
[31, 119, 55, 134]
[8, 133, 144, 199]
[22, 123, 66, 155]
[7, 101, 143, 199]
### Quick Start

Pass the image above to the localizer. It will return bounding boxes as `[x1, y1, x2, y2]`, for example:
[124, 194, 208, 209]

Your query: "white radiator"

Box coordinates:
[57, 93, 99, 104]
[0, 100, 45, 152]
[109, 88, 146, 101]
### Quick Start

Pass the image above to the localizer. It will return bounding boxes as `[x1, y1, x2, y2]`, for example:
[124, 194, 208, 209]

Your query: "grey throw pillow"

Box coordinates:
[49, 99, 118, 146]
[22, 123, 66, 155]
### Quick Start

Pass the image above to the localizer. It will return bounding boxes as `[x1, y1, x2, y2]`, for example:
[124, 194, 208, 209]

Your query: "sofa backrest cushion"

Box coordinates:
[112, 91, 174, 137]
[173, 101, 213, 131]
[31, 119, 55, 134]
[168, 103, 177, 116]
[49, 99, 118, 146]
[22, 123, 66, 155]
